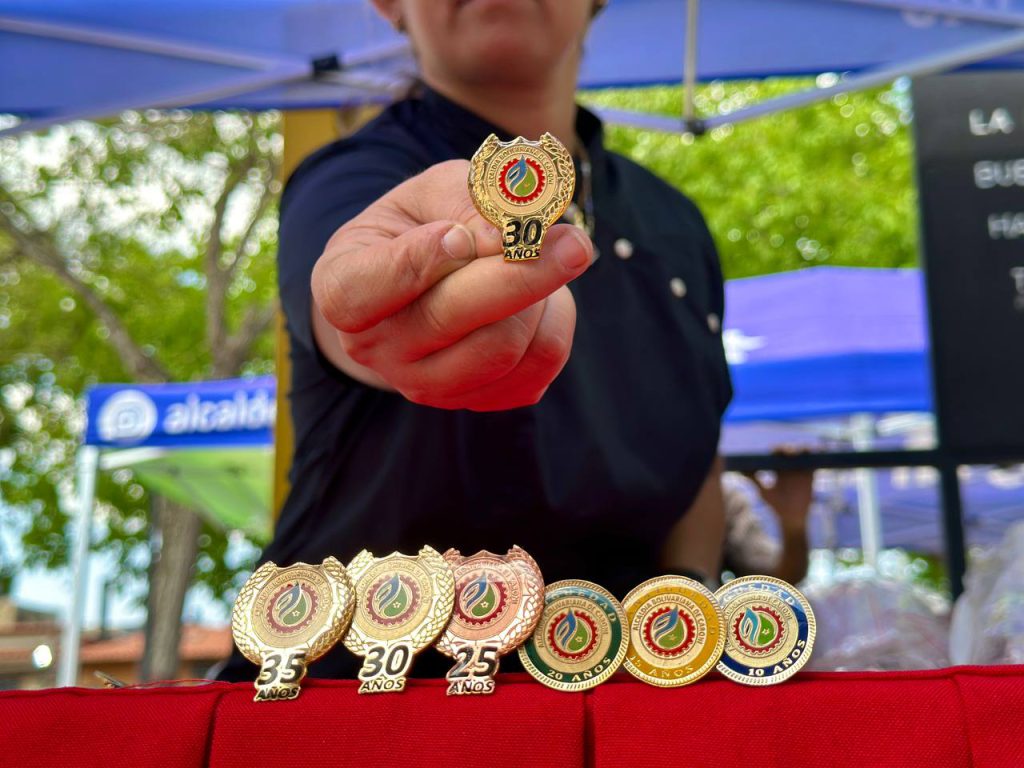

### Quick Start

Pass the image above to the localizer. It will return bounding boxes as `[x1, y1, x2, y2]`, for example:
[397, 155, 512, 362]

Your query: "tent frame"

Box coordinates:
[8, 0, 1024, 138]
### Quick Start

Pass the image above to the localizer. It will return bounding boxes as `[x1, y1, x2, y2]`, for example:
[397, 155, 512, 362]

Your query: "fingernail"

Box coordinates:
[553, 227, 594, 271]
[441, 223, 475, 261]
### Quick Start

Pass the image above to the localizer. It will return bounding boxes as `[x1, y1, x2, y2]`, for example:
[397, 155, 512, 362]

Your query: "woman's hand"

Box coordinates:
[311, 159, 594, 411]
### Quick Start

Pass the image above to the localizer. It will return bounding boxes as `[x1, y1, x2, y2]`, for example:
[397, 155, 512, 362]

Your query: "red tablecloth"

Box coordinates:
[2, 667, 1022, 768]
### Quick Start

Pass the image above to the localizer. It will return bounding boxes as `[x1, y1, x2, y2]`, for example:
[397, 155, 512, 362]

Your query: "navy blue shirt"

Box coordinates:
[223, 88, 730, 680]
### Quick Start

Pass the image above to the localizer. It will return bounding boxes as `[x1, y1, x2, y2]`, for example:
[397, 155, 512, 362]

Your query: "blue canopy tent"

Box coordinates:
[723, 267, 931, 423]
[719, 267, 1023, 564]
[5, 0, 1024, 135]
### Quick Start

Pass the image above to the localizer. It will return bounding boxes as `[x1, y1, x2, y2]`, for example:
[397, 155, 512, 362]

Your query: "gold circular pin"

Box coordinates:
[518, 579, 628, 692]
[469, 133, 575, 262]
[343, 547, 454, 694]
[621, 575, 725, 687]
[715, 576, 816, 686]
[436, 546, 544, 695]
[231, 558, 354, 702]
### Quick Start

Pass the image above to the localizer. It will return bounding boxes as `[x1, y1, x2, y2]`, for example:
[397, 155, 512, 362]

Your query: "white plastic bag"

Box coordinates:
[950, 521, 1024, 665]
[804, 576, 950, 670]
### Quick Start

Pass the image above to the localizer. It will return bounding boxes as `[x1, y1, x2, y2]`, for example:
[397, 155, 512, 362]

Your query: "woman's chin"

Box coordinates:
[455, 41, 554, 85]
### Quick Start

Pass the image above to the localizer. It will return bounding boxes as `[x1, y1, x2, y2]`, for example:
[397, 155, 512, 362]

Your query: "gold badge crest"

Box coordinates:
[344, 546, 455, 694]
[436, 546, 545, 695]
[469, 133, 575, 261]
[231, 558, 354, 702]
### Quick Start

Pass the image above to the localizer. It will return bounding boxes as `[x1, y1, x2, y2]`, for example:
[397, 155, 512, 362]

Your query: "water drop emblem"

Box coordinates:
[651, 608, 688, 651]
[374, 574, 408, 618]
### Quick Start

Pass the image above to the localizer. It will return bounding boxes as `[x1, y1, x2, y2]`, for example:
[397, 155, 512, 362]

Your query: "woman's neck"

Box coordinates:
[423, 72, 579, 152]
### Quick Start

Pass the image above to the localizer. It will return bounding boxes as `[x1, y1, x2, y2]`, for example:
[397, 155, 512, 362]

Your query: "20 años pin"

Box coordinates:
[344, 547, 454, 694]
[469, 133, 575, 261]
[715, 576, 816, 686]
[436, 546, 544, 695]
[231, 558, 354, 702]
[518, 580, 628, 692]
[622, 575, 725, 687]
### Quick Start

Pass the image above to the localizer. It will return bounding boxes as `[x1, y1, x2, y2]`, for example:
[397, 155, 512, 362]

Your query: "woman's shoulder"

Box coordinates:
[281, 99, 434, 209]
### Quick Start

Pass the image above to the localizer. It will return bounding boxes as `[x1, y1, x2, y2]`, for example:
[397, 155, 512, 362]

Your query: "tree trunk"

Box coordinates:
[141, 495, 201, 682]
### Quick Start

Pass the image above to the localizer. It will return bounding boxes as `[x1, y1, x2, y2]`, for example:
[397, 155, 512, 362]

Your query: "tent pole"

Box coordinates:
[0, 15, 406, 138]
[0, 64, 310, 138]
[595, 27, 1024, 133]
[851, 414, 883, 569]
[682, 0, 701, 133]
[827, 0, 1024, 29]
[937, 458, 967, 599]
[58, 444, 100, 687]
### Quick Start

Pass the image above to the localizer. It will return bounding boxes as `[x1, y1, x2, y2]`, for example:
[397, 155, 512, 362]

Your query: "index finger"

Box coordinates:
[387, 224, 594, 359]
[313, 162, 503, 334]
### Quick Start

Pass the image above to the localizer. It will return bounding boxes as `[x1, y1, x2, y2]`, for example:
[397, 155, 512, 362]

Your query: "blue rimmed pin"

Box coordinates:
[714, 575, 815, 686]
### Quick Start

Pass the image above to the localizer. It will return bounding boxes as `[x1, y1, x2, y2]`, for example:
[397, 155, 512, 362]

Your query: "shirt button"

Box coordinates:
[669, 277, 687, 298]
[707, 313, 721, 333]
[614, 238, 634, 259]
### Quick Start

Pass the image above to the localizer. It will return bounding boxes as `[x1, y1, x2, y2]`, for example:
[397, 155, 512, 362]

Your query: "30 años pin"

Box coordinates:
[715, 575, 816, 686]
[344, 547, 454, 694]
[622, 575, 725, 687]
[518, 579, 628, 692]
[231, 558, 354, 702]
[436, 546, 544, 695]
[469, 133, 575, 262]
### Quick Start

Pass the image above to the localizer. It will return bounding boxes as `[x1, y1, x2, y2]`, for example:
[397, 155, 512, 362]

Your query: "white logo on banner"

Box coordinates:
[96, 390, 158, 444]
[723, 329, 765, 365]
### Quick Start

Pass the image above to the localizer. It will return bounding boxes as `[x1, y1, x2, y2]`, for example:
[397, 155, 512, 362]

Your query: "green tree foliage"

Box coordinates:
[583, 79, 919, 278]
[0, 110, 281, 605]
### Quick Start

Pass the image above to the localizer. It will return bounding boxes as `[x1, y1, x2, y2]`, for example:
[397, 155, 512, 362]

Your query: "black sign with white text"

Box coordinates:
[913, 72, 1024, 458]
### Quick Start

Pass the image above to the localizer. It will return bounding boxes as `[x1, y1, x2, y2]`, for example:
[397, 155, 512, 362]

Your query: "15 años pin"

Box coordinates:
[344, 547, 454, 694]
[622, 575, 725, 688]
[469, 133, 575, 261]
[715, 575, 816, 686]
[436, 546, 544, 695]
[231, 558, 354, 702]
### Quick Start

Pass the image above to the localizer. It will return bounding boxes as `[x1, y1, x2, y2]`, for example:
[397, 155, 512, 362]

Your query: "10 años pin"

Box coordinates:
[344, 547, 454, 694]
[231, 558, 354, 702]
[436, 546, 544, 695]
[715, 575, 816, 685]
[469, 133, 575, 262]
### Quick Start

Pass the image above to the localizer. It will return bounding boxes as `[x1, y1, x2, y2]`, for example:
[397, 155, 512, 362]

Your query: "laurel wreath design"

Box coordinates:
[468, 134, 503, 228]
[307, 557, 355, 662]
[231, 561, 278, 665]
[230, 558, 354, 666]
[539, 132, 575, 226]
[343, 546, 455, 656]
[341, 549, 377, 656]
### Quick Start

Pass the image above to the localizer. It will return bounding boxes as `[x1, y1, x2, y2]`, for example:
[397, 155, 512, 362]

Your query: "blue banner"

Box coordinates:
[84, 377, 275, 448]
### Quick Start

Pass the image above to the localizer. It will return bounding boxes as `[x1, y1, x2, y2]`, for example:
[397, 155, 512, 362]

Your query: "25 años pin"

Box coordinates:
[436, 546, 544, 695]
